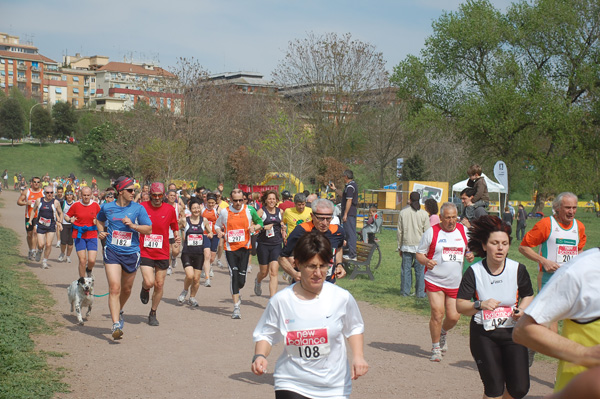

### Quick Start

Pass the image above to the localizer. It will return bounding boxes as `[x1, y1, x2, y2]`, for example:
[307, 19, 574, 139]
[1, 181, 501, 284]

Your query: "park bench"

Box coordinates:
[343, 241, 378, 280]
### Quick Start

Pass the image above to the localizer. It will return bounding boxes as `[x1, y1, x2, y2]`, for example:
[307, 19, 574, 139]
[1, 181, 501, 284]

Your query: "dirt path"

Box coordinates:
[0, 190, 556, 399]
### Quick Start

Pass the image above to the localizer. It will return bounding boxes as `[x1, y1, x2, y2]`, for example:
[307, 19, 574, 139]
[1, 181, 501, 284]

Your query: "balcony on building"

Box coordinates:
[17, 62, 27, 70]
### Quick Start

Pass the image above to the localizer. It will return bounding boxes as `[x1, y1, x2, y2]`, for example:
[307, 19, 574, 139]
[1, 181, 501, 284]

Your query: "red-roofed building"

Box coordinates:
[94, 62, 183, 113]
[0, 32, 59, 101]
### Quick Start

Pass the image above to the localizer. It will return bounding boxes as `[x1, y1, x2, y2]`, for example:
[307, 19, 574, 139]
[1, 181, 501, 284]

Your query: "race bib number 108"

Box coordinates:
[285, 328, 330, 359]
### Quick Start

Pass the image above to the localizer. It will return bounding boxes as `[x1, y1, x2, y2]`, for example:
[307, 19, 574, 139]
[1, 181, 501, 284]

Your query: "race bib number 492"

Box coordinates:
[482, 306, 515, 331]
[285, 328, 330, 359]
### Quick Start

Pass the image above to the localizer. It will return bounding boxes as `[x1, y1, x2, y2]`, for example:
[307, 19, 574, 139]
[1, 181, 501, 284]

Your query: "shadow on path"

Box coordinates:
[368, 341, 430, 359]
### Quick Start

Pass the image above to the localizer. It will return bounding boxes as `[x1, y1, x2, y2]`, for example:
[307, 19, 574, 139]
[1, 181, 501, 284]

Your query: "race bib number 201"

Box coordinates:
[556, 241, 577, 264]
[285, 328, 330, 359]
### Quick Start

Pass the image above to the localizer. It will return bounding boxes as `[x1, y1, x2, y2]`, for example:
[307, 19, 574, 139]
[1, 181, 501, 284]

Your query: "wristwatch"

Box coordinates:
[474, 300, 482, 311]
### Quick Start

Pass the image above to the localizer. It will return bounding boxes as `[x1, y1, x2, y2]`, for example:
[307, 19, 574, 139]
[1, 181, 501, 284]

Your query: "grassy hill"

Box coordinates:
[0, 143, 111, 189]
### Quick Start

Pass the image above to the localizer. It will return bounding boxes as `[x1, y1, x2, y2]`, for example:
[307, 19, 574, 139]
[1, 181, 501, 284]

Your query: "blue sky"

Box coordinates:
[1, 0, 511, 80]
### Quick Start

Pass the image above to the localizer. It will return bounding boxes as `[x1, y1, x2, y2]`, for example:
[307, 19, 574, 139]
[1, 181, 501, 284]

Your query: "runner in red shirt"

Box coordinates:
[139, 182, 180, 326]
[65, 187, 101, 278]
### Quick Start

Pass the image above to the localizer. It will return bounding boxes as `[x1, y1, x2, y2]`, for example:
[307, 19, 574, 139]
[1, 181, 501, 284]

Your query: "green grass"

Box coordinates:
[0, 143, 111, 189]
[0, 226, 69, 398]
[338, 210, 600, 316]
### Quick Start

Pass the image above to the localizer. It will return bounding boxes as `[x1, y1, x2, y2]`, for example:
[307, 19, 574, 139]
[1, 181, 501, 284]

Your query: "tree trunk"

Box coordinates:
[531, 192, 546, 214]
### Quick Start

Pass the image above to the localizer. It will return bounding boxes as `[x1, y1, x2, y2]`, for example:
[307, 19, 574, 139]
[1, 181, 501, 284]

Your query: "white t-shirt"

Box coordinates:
[253, 283, 364, 399]
[525, 247, 600, 325]
[417, 224, 468, 289]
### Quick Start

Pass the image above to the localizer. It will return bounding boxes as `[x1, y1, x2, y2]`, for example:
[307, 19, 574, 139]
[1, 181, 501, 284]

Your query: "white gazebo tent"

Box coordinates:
[452, 173, 507, 213]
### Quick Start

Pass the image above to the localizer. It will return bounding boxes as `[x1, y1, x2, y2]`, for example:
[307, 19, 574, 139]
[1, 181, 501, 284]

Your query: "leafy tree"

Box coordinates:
[9, 87, 36, 133]
[52, 102, 78, 140]
[0, 98, 25, 146]
[402, 154, 428, 181]
[227, 146, 268, 185]
[30, 106, 53, 146]
[78, 122, 133, 177]
[273, 32, 389, 159]
[391, 0, 600, 211]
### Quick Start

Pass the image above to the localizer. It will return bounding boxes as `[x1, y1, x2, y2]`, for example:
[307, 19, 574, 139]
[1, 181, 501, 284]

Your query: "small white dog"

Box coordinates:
[67, 276, 94, 325]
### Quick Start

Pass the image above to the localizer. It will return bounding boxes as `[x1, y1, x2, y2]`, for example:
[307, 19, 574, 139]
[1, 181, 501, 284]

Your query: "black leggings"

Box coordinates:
[275, 390, 311, 399]
[469, 320, 530, 398]
[225, 248, 250, 295]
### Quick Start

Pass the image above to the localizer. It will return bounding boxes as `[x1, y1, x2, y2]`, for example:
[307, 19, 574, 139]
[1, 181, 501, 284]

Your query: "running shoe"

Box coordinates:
[171, 257, 177, 268]
[231, 306, 241, 319]
[201, 271, 205, 279]
[177, 290, 188, 304]
[42, 259, 49, 269]
[204, 279, 211, 287]
[440, 333, 448, 353]
[140, 287, 150, 304]
[430, 348, 443, 362]
[166, 266, 172, 276]
[28, 250, 33, 261]
[217, 259, 223, 268]
[86, 268, 94, 278]
[148, 313, 159, 326]
[66, 256, 72, 263]
[209, 269, 214, 278]
[35, 251, 42, 262]
[118, 310, 124, 330]
[254, 278, 262, 296]
[188, 297, 199, 307]
[528, 348, 536, 367]
[111, 322, 123, 340]
[57, 253, 65, 262]
[55, 240, 61, 248]
[247, 265, 252, 274]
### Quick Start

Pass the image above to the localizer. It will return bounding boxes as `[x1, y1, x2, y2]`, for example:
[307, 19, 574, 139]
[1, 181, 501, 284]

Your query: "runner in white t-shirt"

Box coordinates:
[252, 231, 368, 398]
[416, 202, 473, 362]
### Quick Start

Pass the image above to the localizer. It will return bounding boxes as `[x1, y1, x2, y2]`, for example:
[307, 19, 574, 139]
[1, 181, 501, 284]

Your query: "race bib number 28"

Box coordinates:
[285, 328, 330, 359]
[442, 247, 464, 262]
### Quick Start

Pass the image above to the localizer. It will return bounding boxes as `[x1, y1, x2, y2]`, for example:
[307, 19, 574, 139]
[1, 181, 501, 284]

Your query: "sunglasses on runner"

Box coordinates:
[313, 213, 333, 222]
[123, 188, 135, 193]
[45, 191, 53, 194]
[232, 199, 244, 203]
[151, 194, 163, 198]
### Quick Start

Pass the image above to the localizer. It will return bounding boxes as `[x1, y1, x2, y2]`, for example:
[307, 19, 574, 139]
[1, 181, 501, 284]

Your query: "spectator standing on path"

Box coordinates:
[416, 202, 474, 362]
[397, 192, 429, 297]
[2, 169, 8, 189]
[513, 247, 600, 394]
[330, 170, 358, 261]
[516, 204, 527, 241]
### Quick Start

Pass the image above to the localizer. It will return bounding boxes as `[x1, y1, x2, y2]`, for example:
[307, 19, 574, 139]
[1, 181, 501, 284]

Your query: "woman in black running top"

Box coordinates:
[177, 197, 206, 307]
[456, 215, 534, 399]
[254, 190, 285, 298]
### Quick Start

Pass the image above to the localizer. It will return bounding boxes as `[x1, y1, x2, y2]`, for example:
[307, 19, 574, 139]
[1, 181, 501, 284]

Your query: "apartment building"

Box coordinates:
[94, 62, 183, 113]
[0, 32, 58, 101]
